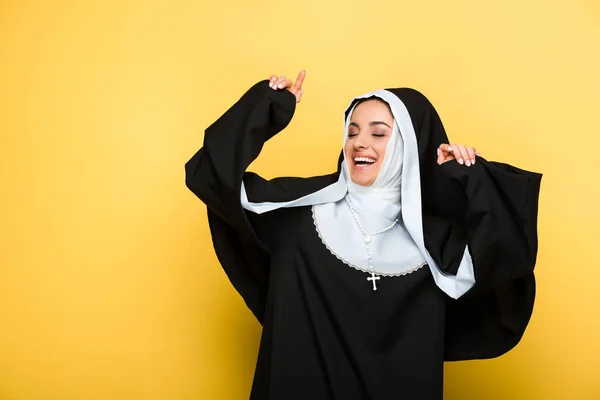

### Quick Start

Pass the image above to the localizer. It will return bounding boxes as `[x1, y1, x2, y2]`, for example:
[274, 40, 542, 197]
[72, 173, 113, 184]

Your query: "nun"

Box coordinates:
[185, 71, 542, 399]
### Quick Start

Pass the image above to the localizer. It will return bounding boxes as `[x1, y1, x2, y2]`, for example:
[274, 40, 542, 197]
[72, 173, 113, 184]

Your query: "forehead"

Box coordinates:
[350, 99, 393, 120]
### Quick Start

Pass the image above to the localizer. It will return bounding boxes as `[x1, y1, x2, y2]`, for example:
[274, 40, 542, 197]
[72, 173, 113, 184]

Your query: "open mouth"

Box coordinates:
[353, 157, 376, 168]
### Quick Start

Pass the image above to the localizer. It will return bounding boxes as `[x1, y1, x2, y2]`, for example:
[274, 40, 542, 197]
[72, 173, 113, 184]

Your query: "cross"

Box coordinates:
[367, 272, 380, 291]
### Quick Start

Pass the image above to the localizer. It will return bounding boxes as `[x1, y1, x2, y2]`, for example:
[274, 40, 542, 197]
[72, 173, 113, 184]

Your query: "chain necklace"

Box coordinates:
[344, 194, 400, 290]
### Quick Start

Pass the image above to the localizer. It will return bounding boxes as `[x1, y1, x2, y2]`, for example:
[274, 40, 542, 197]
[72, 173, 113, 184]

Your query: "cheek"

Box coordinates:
[344, 141, 352, 158]
[375, 139, 390, 162]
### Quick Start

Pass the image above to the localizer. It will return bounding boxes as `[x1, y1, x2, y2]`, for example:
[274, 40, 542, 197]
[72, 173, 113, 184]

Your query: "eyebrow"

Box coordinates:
[349, 121, 392, 129]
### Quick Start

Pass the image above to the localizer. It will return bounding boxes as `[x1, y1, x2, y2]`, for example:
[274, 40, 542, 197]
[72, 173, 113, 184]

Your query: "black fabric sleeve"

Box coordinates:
[440, 158, 542, 295]
[185, 79, 297, 248]
[184, 80, 299, 322]
[438, 158, 542, 360]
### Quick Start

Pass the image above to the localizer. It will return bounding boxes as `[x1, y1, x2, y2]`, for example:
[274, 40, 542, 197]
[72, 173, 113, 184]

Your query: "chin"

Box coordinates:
[350, 174, 375, 187]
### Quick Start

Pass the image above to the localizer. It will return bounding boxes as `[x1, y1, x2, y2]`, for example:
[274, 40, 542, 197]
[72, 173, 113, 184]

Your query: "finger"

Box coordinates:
[437, 147, 447, 164]
[437, 144, 455, 164]
[450, 144, 463, 165]
[271, 75, 283, 90]
[438, 143, 454, 159]
[275, 75, 287, 89]
[292, 70, 306, 91]
[438, 143, 453, 154]
[457, 144, 470, 166]
[296, 89, 304, 103]
[269, 75, 278, 88]
[453, 144, 467, 165]
[289, 83, 300, 96]
[467, 146, 476, 164]
[280, 79, 294, 90]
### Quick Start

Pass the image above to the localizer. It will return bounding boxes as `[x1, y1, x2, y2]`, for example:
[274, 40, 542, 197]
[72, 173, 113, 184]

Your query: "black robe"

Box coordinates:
[185, 80, 542, 399]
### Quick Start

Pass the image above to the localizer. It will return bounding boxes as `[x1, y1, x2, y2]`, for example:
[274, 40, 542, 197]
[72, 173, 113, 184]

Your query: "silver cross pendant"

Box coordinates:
[367, 272, 380, 291]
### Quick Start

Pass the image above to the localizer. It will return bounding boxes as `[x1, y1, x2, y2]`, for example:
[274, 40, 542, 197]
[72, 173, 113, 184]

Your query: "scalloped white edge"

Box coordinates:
[311, 206, 427, 278]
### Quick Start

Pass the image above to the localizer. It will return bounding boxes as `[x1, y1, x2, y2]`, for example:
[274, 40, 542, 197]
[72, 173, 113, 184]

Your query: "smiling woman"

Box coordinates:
[185, 71, 543, 399]
[345, 99, 394, 186]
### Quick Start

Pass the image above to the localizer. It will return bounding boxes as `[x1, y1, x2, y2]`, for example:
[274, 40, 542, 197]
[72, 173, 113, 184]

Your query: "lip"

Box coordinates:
[351, 163, 375, 171]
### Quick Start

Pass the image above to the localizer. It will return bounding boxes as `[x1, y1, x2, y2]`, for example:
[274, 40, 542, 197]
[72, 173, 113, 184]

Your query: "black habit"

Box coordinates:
[185, 80, 542, 399]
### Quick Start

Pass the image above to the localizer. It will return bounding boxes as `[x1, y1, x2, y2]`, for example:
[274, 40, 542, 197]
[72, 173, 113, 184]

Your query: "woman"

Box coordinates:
[185, 71, 542, 399]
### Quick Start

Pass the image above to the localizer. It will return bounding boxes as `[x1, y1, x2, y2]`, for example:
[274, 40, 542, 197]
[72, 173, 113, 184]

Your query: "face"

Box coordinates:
[344, 99, 394, 186]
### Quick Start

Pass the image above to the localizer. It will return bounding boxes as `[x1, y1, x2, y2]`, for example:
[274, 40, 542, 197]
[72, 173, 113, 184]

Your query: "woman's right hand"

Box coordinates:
[269, 70, 306, 103]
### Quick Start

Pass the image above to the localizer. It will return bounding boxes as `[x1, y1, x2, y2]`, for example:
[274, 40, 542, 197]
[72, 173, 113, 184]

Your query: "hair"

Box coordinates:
[350, 96, 393, 117]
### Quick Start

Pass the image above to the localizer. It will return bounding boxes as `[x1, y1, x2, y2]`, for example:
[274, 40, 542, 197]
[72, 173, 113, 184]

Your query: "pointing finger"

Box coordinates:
[293, 70, 306, 91]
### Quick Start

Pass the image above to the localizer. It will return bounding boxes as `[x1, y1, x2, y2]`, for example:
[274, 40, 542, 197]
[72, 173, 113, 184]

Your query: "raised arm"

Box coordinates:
[184, 72, 306, 322]
[185, 72, 305, 235]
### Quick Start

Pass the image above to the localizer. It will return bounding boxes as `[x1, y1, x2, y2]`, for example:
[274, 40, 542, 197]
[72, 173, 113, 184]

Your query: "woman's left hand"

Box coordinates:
[437, 143, 481, 167]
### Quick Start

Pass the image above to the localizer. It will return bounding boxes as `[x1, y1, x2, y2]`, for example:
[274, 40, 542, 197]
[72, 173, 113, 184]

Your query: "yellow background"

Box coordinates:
[1, 0, 598, 398]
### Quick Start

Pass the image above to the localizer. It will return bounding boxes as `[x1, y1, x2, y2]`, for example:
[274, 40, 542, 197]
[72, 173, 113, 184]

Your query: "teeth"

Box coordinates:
[354, 157, 376, 163]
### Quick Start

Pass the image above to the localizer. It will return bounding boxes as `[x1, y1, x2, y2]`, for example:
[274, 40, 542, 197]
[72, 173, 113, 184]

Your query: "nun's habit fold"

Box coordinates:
[185, 80, 542, 399]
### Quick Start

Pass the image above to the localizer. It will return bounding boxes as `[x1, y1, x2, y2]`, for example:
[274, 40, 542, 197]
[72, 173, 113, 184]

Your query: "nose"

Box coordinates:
[354, 133, 369, 150]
